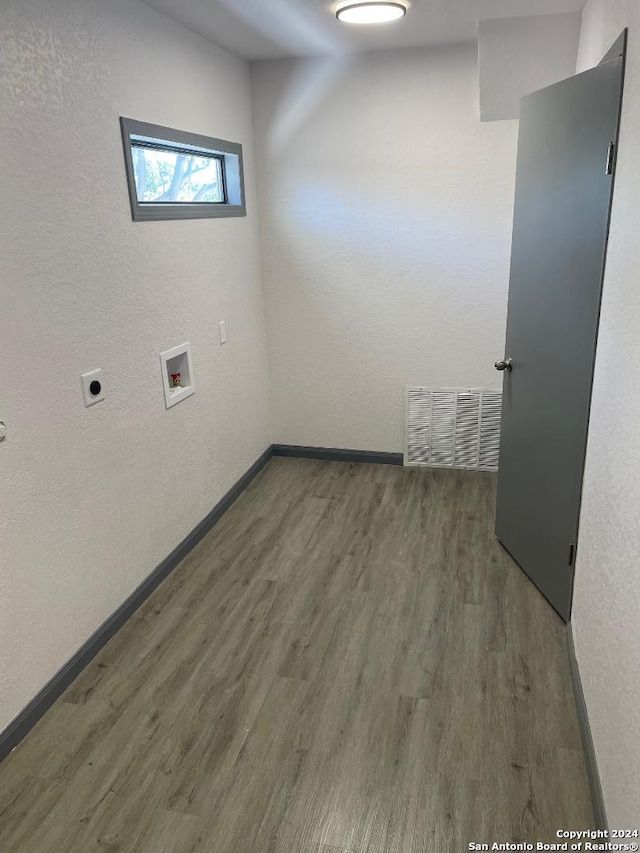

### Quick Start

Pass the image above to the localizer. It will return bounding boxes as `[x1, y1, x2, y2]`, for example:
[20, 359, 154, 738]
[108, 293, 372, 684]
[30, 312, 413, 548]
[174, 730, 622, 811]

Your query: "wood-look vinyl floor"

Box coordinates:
[0, 458, 594, 852]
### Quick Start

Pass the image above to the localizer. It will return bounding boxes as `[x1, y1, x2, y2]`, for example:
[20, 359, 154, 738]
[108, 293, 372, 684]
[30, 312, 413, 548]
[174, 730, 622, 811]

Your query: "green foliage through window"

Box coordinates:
[131, 144, 225, 204]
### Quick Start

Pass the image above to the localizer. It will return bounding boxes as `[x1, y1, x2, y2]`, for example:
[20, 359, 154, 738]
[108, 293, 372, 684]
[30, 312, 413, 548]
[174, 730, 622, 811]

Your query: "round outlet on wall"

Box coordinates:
[81, 369, 105, 407]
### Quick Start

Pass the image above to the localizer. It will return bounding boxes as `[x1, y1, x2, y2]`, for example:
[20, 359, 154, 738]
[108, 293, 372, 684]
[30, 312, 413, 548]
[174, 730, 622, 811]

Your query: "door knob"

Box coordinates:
[495, 358, 513, 372]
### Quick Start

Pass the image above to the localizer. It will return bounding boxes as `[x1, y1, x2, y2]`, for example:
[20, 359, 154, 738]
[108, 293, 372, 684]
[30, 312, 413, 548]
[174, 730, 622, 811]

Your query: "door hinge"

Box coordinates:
[605, 141, 616, 175]
[568, 543, 576, 566]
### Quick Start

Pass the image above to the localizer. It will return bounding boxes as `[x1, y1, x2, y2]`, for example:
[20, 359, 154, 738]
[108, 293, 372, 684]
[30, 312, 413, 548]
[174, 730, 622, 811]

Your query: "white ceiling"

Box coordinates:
[141, 0, 587, 61]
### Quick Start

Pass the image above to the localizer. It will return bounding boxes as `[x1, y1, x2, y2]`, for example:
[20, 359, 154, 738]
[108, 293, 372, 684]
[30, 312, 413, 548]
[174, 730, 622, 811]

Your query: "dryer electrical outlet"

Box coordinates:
[81, 369, 105, 407]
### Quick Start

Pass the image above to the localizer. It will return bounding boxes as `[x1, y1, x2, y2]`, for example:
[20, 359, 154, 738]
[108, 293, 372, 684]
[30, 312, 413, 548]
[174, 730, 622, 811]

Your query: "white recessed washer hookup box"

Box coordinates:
[160, 343, 195, 409]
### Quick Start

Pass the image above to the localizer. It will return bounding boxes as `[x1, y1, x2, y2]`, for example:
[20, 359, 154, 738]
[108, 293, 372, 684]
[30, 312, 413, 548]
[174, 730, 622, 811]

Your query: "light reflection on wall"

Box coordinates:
[262, 55, 353, 157]
[217, 0, 348, 56]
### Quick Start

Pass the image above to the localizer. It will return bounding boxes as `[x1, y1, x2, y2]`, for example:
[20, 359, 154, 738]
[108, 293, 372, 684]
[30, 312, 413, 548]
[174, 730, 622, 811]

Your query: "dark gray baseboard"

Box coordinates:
[566, 624, 608, 830]
[0, 445, 273, 764]
[272, 444, 403, 466]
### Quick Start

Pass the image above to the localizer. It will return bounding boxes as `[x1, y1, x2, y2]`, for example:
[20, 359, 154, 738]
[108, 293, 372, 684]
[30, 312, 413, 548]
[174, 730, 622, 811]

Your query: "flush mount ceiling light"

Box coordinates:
[336, 2, 407, 24]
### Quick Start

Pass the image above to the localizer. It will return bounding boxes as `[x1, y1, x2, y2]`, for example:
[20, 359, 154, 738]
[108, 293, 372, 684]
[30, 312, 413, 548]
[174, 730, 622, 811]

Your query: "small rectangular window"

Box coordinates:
[132, 143, 226, 205]
[120, 118, 246, 221]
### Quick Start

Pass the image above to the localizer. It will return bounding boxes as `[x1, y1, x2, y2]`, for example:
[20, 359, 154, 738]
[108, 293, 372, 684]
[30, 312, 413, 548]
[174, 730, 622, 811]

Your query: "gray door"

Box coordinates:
[495, 36, 626, 621]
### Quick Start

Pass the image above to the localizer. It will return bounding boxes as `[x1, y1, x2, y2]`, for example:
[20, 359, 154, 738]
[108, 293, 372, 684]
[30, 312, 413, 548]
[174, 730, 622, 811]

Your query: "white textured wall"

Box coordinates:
[573, 0, 639, 827]
[251, 45, 519, 452]
[479, 13, 582, 121]
[0, 0, 270, 731]
[576, 0, 630, 71]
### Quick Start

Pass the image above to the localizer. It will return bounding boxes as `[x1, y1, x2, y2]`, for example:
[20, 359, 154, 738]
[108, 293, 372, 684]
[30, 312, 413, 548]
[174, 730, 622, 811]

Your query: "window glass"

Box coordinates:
[131, 144, 225, 205]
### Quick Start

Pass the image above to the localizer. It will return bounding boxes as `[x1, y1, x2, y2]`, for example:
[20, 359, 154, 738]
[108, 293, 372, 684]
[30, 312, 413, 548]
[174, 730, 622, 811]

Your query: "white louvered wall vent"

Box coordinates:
[404, 387, 502, 471]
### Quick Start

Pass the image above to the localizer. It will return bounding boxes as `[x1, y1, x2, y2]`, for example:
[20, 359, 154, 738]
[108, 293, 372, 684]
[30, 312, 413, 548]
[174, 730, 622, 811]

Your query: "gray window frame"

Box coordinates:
[120, 117, 246, 222]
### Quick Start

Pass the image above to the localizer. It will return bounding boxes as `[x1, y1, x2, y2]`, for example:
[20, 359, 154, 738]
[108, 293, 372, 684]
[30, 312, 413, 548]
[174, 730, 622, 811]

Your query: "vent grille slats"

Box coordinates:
[430, 392, 456, 467]
[455, 393, 481, 468]
[405, 387, 502, 472]
[478, 392, 502, 471]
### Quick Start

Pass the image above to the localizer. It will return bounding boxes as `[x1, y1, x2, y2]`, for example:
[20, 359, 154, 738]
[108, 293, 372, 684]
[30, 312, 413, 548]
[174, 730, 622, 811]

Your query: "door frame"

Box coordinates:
[568, 29, 628, 618]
